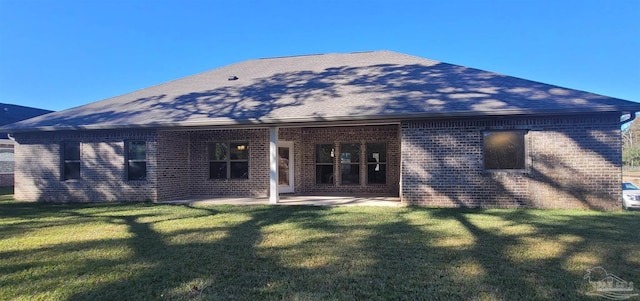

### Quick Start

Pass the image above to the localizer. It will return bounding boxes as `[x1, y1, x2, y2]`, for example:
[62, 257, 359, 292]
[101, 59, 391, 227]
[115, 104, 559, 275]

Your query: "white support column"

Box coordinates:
[269, 127, 279, 204]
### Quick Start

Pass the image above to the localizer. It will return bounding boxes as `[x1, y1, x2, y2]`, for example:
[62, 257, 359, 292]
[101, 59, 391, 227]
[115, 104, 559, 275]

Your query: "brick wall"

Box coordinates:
[297, 125, 400, 195]
[11, 114, 623, 208]
[0, 174, 12, 187]
[157, 131, 190, 201]
[187, 129, 270, 197]
[181, 125, 400, 197]
[0, 141, 13, 186]
[401, 114, 622, 209]
[13, 130, 157, 202]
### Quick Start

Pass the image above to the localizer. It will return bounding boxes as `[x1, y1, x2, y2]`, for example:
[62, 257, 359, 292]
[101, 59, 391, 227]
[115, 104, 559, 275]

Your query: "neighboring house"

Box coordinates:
[2, 51, 639, 209]
[0, 103, 53, 187]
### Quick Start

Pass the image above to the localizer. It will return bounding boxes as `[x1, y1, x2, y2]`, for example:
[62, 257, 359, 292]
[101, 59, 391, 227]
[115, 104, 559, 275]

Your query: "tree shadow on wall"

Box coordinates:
[405, 134, 615, 209]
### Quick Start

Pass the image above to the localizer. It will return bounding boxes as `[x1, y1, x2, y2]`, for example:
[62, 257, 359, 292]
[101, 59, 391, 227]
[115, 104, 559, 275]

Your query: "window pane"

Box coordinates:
[210, 162, 227, 179]
[229, 142, 249, 160]
[128, 141, 146, 160]
[340, 143, 360, 163]
[316, 144, 334, 163]
[278, 147, 290, 186]
[64, 142, 80, 160]
[209, 143, 228, 161]
[367, 143, 386, 163]
[64, 162, 80, 180]
[484, 131, 525, 169]
[128, 161, 147, 180]
[316, 165, 334, 184]
[368, 163, 386, 184]
[230, 162, 249, 179]
[341, 164, 360, 185]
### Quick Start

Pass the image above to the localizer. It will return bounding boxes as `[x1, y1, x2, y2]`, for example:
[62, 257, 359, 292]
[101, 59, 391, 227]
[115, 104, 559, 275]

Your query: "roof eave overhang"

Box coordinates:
[4, 106, 638, 133]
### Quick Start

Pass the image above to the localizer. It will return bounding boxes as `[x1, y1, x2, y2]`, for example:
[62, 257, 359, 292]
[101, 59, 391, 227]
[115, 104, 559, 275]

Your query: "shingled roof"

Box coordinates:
[3, 50, 639, 132]
[0, 103, 53, 137]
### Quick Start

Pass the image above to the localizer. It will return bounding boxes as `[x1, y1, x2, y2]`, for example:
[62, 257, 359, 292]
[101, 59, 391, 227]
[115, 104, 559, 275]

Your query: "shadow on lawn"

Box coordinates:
[64, 205, 295, 300]
[1, 202, 639, 300]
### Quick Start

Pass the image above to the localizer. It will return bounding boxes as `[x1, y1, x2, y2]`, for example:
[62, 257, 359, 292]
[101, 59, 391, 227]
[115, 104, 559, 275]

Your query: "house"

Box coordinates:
[0, 103, 53, 187]
[2, 51, 639, 209]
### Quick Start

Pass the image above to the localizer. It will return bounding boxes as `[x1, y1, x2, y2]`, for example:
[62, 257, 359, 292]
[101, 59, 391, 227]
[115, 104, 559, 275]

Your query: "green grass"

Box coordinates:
[1, 191, 639, 300]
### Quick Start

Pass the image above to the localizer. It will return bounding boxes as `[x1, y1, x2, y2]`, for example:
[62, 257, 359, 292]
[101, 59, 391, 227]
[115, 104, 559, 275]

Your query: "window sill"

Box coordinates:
[483, 169, 530, 175]
[127, 179, 149, 183]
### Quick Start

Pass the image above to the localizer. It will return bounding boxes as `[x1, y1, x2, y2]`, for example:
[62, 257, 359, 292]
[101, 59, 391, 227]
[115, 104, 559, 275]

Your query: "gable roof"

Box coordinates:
[3, 50, 639, 132]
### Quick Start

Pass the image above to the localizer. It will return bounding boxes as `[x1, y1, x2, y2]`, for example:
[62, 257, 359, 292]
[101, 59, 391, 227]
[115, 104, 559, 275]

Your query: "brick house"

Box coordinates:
[2, 51, 639, 209]
[0, 103, 53, 186]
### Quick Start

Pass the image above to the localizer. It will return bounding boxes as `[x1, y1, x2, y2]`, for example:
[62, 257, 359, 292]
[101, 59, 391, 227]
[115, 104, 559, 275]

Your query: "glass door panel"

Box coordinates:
[278, 147, 290, 186]
[278, 141, 294, 193]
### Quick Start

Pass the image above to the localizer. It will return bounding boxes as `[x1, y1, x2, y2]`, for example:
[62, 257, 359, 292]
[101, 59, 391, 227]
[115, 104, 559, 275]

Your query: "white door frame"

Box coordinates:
[278, 141, 295, 194]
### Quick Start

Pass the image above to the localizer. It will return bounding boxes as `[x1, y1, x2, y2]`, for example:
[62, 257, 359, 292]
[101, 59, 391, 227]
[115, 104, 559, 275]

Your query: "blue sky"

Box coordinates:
[1, 0, 638, 112]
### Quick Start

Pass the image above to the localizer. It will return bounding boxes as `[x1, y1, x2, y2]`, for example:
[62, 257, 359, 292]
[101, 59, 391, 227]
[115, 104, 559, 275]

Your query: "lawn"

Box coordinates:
[1, 189, 639, 300]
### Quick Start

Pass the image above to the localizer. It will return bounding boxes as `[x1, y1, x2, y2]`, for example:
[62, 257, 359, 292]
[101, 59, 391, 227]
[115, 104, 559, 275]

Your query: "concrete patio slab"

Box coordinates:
[161, 195, 403, 207]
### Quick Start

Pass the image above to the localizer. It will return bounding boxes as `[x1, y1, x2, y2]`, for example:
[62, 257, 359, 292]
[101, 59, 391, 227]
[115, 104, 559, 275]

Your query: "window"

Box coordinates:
[127, 140, 147, 180]
[209, 142, 249, 179]
[483, 131, 526, 170]
[367, 143, 387, 184]
[340, 143, 360, 185]
[316, 143, 389, 186]
[63, 142, 81, 180]
[315, 144, 334, 184]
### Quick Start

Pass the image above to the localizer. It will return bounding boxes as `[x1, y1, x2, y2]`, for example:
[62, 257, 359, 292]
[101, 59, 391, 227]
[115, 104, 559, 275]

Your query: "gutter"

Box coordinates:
[621, 112, 637, 126]
[2, 106, 636, 133]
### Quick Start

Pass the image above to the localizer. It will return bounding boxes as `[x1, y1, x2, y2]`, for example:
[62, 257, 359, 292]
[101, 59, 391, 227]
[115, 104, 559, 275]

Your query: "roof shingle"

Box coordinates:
[3, 50, 639, 132]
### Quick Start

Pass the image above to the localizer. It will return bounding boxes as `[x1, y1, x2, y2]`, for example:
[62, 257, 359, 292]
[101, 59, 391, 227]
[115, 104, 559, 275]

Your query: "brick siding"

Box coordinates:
[400, 114, 622, 209]
[13, 130, 157, 202]
[0, 174, 12, 187]
[10, 114, 624, 209]
[185, 129, 270, 198]
[157, 131, 190, 201]
[0, 142, 14, 186]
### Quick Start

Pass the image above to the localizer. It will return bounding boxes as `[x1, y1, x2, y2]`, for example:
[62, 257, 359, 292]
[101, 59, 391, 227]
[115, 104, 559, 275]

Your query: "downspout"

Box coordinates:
[7, 133, 15, 141]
